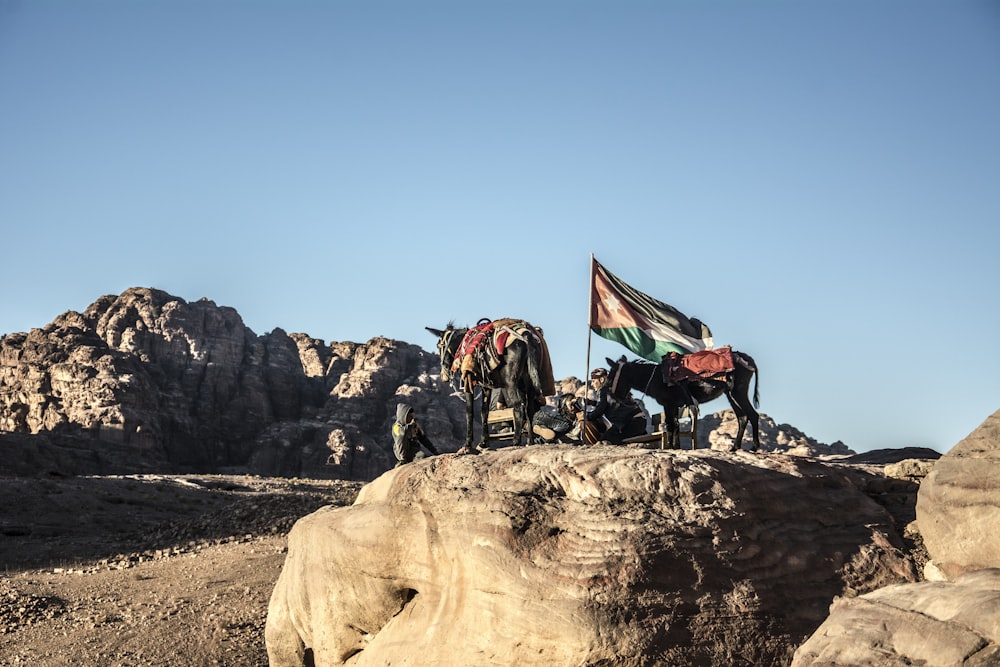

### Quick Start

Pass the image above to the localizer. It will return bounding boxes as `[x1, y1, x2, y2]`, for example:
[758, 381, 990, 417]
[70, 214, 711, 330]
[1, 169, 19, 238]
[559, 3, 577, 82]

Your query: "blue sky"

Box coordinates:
[2, 0, 998, 453]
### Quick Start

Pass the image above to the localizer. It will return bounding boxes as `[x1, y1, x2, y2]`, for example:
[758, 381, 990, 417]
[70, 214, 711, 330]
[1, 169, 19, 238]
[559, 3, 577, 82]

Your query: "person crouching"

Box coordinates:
[392, 403, 439, 467]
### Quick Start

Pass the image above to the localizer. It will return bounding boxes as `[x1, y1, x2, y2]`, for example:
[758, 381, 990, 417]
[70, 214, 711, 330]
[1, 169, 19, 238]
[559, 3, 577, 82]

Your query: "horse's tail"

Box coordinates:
[746, 353, 760, 408]
[525, 335, 546, 404]
[734, 351, 760, 408]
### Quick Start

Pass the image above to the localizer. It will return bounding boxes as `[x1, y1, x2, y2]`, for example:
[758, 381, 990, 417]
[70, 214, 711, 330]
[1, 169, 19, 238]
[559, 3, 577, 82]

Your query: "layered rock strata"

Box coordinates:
[793, 408, 1000, 665]
[266, 446, 915, 666]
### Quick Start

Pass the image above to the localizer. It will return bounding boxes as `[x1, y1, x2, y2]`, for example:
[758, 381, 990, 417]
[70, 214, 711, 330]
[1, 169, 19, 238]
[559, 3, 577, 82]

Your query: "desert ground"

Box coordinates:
[0, 473, 363, 666]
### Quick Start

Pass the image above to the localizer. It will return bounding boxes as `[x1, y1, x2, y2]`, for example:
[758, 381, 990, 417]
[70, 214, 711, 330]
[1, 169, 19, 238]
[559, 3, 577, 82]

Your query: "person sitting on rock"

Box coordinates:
[584, 368, 647, 444]
[532, 394, 581, 443]
[392, 403, 439, 467]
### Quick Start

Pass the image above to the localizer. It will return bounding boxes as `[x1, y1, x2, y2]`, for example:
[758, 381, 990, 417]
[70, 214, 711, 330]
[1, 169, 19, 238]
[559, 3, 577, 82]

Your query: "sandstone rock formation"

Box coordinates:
[248, 335, 462, 480]
[792, 408, 1000, 666]
[0, 288, 457, 479]
[0, 288, 319, 469]
[266, 446, 916, 667]
[793, 569, 1000, 666]
[698, 410, 852, 456]
[916, 408, 1000, 579]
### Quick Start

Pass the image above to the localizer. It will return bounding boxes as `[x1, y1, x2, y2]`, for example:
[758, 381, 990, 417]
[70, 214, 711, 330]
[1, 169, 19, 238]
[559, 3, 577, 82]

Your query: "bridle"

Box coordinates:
[436, 327, 462, 382]
[608, 358, 657, 398]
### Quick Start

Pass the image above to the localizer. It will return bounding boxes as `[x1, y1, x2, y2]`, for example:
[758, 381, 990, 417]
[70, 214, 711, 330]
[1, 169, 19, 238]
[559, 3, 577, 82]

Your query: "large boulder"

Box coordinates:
[791, 409, 1000, 665]
[266, 446, 915, 667]
[793, 569, 1000, 666]
[916, 408, 1000, 579]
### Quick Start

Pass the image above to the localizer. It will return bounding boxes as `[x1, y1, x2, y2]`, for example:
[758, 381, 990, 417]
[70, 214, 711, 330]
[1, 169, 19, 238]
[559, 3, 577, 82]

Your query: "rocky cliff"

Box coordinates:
[2, 288, 853, 480]
[0, 288, 455, 478]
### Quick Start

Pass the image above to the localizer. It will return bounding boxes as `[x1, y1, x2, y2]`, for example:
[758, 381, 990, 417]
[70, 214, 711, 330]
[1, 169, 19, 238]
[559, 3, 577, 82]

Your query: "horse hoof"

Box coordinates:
[456, 446, 474, 456]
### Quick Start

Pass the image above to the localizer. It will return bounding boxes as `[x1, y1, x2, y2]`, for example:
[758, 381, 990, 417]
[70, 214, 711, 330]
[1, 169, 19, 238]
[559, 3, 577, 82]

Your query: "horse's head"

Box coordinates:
[426, 324, 464, 382]
[605, 355, 633, 399]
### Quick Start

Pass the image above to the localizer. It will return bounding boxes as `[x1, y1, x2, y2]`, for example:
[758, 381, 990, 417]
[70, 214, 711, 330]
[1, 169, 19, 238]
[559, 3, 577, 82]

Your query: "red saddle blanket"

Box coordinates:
[451, 318, 534, 373]
[449, 319, 557, 396]
[451, 321, 495, 373]
[663, 347, 734, 383]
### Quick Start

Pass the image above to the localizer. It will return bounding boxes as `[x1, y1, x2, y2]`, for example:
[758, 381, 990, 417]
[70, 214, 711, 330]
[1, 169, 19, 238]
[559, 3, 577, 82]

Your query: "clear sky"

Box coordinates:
[2, 0, 998, 454]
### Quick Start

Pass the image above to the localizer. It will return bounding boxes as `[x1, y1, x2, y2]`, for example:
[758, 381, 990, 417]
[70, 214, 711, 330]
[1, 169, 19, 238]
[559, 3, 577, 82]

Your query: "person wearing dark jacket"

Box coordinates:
[392, 403, 439, 467]
[584, 368, 647, 444]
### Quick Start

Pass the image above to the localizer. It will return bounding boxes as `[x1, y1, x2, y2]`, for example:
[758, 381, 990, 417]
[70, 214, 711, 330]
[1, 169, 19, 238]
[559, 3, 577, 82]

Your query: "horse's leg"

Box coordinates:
[457, 390, 477, 455]
[664, 409, 680, 449]
[512, 400, 525, 447]
[730, 369, 761, 452]
[508, 385, 528, 447]
[731, 405, 748, 452]
[724, 383, 748, 452]
[478, 388, 492, 451]
[522, 380, 537, 447]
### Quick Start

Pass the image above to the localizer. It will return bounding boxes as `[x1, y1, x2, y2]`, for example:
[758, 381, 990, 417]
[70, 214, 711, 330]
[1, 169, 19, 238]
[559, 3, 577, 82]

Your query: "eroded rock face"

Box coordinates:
[265, 447, 915, 667]
[698, 411, 853, 455]
[0, 288, 454, 478]
[916, 408, 1000, 579]
[249, 336, 463, 480]
[0, 289, 320, 470]
[792, 407, 1000, 665]
[793, 569, 1000, 666]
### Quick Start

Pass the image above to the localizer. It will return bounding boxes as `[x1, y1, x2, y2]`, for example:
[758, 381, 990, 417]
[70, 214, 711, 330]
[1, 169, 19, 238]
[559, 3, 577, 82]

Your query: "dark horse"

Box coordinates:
[606, 351, 761, 452]
[427, 321, 547, 453]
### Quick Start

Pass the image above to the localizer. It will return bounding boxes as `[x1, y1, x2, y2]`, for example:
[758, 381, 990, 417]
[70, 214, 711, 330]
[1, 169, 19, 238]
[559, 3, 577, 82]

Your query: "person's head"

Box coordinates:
[396, 403, 416, 424]
[590, 368, 608, 387]
[559, 394, 581, 417]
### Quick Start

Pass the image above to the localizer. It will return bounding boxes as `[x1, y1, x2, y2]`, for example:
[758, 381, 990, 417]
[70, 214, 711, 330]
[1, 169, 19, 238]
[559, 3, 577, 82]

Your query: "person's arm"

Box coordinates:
[417, 426, 438, 455]
[586, 388, 609, 421]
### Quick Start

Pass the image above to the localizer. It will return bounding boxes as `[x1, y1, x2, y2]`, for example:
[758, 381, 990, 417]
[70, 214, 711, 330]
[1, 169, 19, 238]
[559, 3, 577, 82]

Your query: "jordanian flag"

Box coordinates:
[590, 257, 713, 362]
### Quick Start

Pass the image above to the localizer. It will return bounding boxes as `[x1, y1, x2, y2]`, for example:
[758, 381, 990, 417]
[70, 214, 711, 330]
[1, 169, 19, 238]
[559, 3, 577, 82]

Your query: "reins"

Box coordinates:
[642, 362, 657, 396]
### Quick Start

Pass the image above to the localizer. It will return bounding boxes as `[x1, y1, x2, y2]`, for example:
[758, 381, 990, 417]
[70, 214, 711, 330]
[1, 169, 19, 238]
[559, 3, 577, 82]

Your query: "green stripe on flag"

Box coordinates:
[591, 325, 692, 362]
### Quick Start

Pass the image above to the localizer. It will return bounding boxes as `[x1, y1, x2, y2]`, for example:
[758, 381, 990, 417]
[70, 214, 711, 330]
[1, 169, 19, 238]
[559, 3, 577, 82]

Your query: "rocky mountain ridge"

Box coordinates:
[2, 287, 853, 480]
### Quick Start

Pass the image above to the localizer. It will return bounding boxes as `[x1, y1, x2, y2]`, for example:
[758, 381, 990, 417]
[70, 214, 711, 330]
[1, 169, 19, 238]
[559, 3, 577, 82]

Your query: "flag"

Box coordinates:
[589, 257, 713, 362]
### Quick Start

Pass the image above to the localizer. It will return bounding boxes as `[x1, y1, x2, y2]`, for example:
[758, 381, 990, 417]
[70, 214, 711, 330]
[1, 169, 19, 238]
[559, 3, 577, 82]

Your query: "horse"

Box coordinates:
[605, 351, 761, 452]
[427, 320, 549, 453]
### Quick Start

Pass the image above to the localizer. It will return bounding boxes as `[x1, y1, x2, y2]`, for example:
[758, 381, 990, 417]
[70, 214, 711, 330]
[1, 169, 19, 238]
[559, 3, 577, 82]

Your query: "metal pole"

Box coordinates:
[582, 253, 596, 441]
[586, 253, 595, 383]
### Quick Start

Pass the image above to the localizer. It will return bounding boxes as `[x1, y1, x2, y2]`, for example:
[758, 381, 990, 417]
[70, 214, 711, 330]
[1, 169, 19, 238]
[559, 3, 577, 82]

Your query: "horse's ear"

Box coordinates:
[426, 327, 444, 338]
[606, 357, 615, 366]
[618, 355, 627, 363]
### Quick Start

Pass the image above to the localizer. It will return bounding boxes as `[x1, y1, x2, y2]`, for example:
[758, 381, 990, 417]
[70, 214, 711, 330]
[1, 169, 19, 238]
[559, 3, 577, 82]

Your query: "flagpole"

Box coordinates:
[586, 253, 594, 386]
[582, 254, 596, 439]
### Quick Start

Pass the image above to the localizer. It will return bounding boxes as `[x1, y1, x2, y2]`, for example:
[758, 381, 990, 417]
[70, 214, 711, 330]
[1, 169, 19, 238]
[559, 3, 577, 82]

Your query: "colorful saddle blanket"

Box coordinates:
[663, 346, 734, 383]
[451, 318, 556, 395]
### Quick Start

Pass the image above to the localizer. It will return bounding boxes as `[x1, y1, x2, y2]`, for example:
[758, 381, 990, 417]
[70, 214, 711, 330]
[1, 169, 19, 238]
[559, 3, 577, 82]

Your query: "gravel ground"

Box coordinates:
[0, 474, 363, 666]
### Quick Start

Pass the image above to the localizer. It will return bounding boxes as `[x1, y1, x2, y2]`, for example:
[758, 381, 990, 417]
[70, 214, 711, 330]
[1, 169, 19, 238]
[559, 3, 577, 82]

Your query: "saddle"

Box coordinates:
[662, 346, 734, 384]
[451, 318, 555, 394]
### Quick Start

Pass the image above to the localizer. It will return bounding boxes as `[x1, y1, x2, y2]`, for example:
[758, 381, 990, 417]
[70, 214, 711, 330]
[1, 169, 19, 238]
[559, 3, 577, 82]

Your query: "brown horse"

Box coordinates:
[605, 352, 761, 451]
[427, 320, 547, 453]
